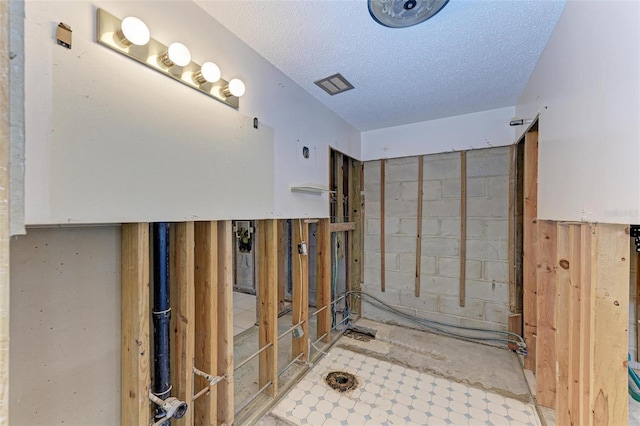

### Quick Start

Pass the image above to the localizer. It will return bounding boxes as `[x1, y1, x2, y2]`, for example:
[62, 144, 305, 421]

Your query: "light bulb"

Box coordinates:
[222, 78, 246, 97]
[193, 62, 221, 84]
[118, 16, 150, 46]
[160, 42, 191, 67]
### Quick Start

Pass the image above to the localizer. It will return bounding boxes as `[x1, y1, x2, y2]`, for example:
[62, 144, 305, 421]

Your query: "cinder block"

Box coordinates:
[465, 279, 508, 303]
[458, 317, 507, 332]
[485, 220, 508, 241]
[366, 218, 380, 235]
[466, 239, 507, 260]
[364, 161, 381, 184]
[386, 200, 418, 218]
[385, 235, 416, 253]
[437, 257, 460, 278]
[385, 253, 399, 271]
[386, 160, 419, 182]
[422, 198, 460, 217]
[365, 200, 381, 218]
[487, 175, 509, 197]
[439, 295, 484, 320]
[365, 183, 381, 202]
[423, 158, 461, 180]
[385, 270, 417, 292]
[483, 302, 510, 324]
[442, 178, 486, 198]
[467, 197, 508, 218]
[420, 256, 437, 275]
[440, 218, 461, 237]
[484, 260, 508, 283]
[364, 268, 381, 286]
[419, 276, 459, 296]
[399, 289, 439, 312]
[422, 180, 442, 200]
[401, 181, 419, 201]
[385, 217, 401, 235]
[422, 237, 459, 257]
[398, 218, 418, 236]
[361, 286, 401, 306]
[398, 252, 417, 273]
[385, 182, 405, 200]
[414, 309, 461, 327]
[363, 234, 380, 252]
[424, 151, 458, 163]
[364, 250, 380, 269]
[388, 156, 420, 167]
[466, 151, 510, 177]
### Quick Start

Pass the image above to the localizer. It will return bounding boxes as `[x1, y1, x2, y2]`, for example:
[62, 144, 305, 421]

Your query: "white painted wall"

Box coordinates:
[24, 1, 360, 225]
[360, 106, 516, 161]
[516, 0, 640, 224]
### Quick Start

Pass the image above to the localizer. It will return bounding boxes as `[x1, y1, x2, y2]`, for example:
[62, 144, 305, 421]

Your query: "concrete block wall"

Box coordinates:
[362, 146, 511, 332]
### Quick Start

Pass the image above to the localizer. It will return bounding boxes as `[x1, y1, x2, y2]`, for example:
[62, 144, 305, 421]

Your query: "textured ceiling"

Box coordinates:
[196, 0, 566, 131]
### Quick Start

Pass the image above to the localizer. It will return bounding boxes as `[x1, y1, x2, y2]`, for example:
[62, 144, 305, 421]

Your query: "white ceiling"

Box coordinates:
[196, 0, 566, 131]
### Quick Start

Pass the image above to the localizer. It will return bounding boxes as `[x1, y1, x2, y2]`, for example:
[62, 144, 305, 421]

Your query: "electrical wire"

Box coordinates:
[349, 291, 527, 355]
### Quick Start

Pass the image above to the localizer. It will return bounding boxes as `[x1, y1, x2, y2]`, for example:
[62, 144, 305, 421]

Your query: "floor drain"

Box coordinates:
[325, 371, 358, 393]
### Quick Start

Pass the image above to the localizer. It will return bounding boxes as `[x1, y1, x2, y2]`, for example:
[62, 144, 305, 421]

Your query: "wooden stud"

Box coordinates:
[508, 144, 516, 312]
[194, 222, 218, 426]
[591, 224, 629, 425]
[380, 159, 386, 292]
[555, 223, 571, 425]
[349, 160, 362, 313]
[507, 314, 522, 351]
[258, 219, 278, 396]
[329, 222, 356, 233]
[121, 223, 151, 426]
[277, 220, 285, 313]
[216, 221, 234, 424]
[335, 152, 344, 223]
[535, 220, 557, 408]
[568, 225, 582, 424]
[459, 151, 467, 307]
[170, 222, 195, 426]
[415, 156, 424, 298]
[360, 163, 365, 285]
[523, 131, 538, 371]
[0, 3, 9, 423]
[292, 219, 309, 361]
[316, 219, 332, 343]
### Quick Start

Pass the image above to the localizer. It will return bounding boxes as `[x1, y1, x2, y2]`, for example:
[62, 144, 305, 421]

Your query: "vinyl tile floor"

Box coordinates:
[271, 346, 541, 426]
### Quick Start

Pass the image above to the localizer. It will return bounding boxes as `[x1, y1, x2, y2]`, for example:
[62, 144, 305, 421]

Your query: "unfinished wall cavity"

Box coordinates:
[630, 241, 639, 363]
[10, 226, 121, 425]
[362, 146, 511, 332]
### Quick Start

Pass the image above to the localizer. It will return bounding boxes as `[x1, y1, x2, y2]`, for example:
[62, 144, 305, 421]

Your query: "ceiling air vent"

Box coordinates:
[314, 73, 354, 96]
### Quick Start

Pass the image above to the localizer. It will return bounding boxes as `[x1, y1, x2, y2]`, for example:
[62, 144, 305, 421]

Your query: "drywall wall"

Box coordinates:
[10, 226, 120, 425]
[24, 1, 360, 224]
[362, 147, 511, 333]
[515, 1, 640, 224]
[360, 106, 516, 161]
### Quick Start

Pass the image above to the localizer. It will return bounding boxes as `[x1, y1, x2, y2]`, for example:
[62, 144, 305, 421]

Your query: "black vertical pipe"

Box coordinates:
[152, 222, 171, 423]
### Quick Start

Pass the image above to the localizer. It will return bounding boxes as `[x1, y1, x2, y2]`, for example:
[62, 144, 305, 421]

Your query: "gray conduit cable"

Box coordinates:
[348, 291, 527, 355]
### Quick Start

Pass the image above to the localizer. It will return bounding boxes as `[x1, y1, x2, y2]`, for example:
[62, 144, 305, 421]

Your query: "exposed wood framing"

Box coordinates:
[329, 222, 356, 233]
[508, 144, 516, 312]
[415, 156, 424, 298]
[459, 151, 467, 307]
[349, 160, 362, 313]
[216, 221, 234, 424]
[523, 131, 538, 371]
[292, 219, 309, 361]
[170, 222, 195, 426]
[507, 314, 522, 352]
[380, 159, 386, 292]
[335, 152, 344, 223]
[360, 163, 365, 284]
[277, 220, 285, 313]
[121, 223, 151, 425]
[550, 223, 629, 425]
[316, 219, 332, 343]
[258, 219, 279, 396]
[194, 222, 218, 425]
[535, 220, 557, 408]
[0, 2, 9, 422]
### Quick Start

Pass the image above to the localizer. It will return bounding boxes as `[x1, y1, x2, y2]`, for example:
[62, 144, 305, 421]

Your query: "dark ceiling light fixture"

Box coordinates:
[314, 73, 354, 96]
[368, 0, 450, 28]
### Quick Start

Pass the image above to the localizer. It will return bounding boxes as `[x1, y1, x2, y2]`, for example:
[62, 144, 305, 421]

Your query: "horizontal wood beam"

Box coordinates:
[329, 222, 356, 233]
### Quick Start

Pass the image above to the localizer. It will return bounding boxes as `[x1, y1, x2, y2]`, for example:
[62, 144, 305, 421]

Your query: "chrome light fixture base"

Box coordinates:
[96, 8, 240, 109]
